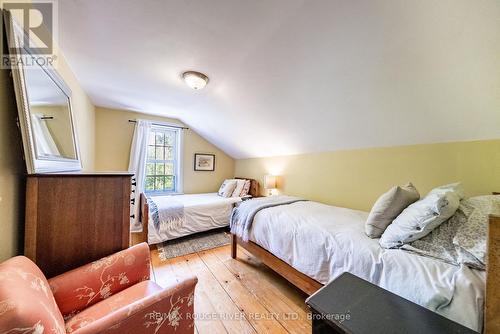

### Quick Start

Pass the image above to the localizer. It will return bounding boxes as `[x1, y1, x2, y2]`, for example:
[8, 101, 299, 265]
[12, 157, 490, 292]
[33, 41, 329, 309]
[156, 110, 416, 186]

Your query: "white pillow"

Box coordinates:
[453, 195, 500, 265]
[217, 180, 237, 197]
[428, 182, 465, 199]
[231, 179, 247, 197]
[379, 184, 462, 249]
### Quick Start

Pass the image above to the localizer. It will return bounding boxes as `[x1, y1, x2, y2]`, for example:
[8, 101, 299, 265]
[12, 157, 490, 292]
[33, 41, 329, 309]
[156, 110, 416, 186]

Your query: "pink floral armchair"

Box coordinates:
[0, 243, 197, 334]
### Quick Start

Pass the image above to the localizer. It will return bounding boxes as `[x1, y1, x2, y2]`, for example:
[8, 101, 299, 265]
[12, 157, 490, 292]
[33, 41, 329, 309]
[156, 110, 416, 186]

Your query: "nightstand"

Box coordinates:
[306, 272, 477, 334]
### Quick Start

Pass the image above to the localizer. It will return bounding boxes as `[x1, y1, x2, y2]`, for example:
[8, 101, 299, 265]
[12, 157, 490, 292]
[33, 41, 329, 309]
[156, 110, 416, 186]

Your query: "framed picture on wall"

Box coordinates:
[194, 153, 215, 171]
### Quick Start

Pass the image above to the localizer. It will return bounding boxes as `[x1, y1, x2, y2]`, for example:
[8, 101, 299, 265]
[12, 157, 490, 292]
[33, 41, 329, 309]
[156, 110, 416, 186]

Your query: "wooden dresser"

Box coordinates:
[25, 173, 133, 278]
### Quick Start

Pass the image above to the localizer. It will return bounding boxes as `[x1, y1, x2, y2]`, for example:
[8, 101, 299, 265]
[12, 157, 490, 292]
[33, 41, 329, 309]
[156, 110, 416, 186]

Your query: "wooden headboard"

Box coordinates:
[235, 177, 260, 197]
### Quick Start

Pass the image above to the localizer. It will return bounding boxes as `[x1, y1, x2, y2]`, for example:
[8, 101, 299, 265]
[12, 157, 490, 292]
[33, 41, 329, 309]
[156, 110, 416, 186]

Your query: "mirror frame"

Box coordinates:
[4, 10, 82, 173]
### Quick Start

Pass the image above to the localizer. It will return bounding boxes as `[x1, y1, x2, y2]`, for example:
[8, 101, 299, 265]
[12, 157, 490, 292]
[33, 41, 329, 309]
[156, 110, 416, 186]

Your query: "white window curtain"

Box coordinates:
[128, 120, 152, 231]
[30, 114, 60, 157]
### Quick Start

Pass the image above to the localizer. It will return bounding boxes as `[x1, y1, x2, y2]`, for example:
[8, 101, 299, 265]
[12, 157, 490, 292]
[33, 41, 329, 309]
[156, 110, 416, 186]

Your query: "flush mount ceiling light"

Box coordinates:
[182, 71, 209, 90]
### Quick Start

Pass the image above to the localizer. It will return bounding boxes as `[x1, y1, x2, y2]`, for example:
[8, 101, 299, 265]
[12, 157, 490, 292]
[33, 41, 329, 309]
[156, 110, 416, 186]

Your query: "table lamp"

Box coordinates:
[264, 175, 277, 196]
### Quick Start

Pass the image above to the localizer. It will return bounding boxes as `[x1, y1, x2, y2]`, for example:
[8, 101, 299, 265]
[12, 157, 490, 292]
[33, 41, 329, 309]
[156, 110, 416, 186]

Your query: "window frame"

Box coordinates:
[143, 124, 183, 195]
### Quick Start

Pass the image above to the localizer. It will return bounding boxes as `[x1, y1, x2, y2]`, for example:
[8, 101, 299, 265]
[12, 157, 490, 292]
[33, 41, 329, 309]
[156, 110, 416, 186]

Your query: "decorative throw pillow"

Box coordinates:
[402, 202, 484, 269]
[218, 180, 237, 197]
[403, 195, 500, 270]
[231, 179, 247, 197]
[453, 195, 500, 265]
[240, 180, 251, 197]
[365, 183, 420, 238]
[379, 183, 462, 249]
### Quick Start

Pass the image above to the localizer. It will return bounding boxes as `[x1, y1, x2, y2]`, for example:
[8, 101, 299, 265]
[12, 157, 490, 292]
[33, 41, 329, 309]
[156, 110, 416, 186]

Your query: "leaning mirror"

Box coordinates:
[4, 10, 81, 173]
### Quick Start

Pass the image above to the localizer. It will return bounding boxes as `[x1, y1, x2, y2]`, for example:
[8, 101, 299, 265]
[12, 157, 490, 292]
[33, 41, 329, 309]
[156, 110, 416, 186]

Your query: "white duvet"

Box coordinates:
[248, 201, 485, 332]
[148, 193, 241, 244]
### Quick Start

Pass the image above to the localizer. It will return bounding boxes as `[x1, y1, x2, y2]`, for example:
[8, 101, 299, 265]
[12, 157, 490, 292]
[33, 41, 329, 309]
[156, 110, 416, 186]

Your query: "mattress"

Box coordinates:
[248, 201, 485, 332]
[148, 193, 241, 244]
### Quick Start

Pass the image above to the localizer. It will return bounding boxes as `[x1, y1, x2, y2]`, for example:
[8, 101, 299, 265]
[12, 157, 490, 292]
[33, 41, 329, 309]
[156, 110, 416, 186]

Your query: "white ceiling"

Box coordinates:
[59, 0, 500, 159]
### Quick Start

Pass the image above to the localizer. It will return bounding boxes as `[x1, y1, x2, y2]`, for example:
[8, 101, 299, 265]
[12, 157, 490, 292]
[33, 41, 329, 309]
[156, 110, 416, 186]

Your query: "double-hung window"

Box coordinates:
[144, 125, 182, 194]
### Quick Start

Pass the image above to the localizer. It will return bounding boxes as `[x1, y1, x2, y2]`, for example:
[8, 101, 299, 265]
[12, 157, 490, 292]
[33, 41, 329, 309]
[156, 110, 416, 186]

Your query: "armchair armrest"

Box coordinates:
[68, 276, 198, 334]
[49, 243, 151, 317]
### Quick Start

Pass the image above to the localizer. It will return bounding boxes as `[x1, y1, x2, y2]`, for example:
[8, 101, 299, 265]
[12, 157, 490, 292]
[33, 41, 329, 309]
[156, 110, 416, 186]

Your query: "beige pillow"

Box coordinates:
[365, 183, 420, 238]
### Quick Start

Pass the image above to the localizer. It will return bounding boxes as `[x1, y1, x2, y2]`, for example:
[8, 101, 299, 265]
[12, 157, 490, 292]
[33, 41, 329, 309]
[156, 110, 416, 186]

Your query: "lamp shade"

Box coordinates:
[264, 175, 277, 189]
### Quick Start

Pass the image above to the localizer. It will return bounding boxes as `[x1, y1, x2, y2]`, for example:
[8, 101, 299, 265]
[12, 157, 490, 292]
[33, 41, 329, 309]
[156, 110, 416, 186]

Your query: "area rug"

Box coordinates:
[157, 228, 231, 261]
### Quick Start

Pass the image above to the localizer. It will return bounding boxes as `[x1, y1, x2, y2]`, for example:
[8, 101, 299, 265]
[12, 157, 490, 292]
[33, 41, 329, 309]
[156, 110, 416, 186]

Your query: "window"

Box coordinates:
[144, 125, 182, 194]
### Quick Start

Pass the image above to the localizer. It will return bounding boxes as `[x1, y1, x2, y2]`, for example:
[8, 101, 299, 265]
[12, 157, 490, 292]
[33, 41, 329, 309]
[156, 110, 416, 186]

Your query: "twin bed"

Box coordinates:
[139, 178, 259, 244]
[231, 196, 499, 333]
[139, 179, 498, 332]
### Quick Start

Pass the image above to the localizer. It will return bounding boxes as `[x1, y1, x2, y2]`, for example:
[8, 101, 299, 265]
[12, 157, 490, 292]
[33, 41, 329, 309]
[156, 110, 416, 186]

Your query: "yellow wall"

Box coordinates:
[0, 61, 25, 262]
[94, 108, 235, 193]
[235, 140, 500, 211]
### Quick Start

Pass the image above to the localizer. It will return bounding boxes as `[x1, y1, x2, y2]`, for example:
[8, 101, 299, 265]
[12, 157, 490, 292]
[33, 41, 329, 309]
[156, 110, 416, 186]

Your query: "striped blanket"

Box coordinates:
[148, 195, 185, 233]
[230, 195, 307, 241]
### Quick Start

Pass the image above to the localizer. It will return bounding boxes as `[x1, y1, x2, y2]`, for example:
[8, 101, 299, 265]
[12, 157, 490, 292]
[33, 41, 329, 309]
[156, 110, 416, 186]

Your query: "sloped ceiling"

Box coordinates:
[59, 0, 500, 159]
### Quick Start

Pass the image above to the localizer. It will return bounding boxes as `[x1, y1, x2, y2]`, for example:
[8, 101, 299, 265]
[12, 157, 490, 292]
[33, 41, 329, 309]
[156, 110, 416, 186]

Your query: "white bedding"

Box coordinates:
[148, 193, 241, 244]
[248, 201, 485, 332]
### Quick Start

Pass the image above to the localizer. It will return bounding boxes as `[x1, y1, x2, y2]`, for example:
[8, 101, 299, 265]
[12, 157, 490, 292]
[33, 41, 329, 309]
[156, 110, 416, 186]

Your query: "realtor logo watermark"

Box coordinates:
[1, 0, 58, 68]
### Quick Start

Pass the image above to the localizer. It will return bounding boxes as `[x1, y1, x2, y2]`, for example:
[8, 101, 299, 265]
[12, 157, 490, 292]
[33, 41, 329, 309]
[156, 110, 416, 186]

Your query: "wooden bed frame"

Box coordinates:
[232, 215, 500, 333]
[139, 178, 260, 243]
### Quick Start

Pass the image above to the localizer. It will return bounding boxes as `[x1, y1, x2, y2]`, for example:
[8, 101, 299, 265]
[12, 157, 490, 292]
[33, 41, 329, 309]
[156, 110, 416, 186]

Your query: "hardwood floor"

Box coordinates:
[150, 244, 312, 334]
